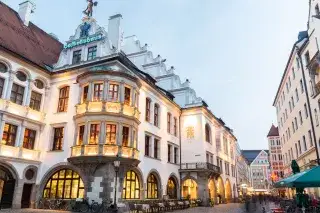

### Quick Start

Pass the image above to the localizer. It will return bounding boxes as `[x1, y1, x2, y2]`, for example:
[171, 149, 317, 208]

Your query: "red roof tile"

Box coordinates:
[267, 124, 279, 137]
[0, 2, 63, 69]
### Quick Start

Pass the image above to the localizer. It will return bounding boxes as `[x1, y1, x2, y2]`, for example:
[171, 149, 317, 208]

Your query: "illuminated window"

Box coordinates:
[108, 84, 119, 102]
[122, 170, 140, 199]
[122, 126, 129, 147]
[2, 123, 17, 146]
[124, 87, 131, 105]
[87, 46, 97, 60]
[167, 177, 177, 199]
[23, 128, 36, 150]
[52, 127, 64, 151]
[146, 98, 151, 122]
[93, 83, 103, 101]
[89, 124, 100, 144]
[10, 83, 24, 105]
[57, 86, 69, 112]
[154, 104, 159, 126]
[205, 124, 211, 143]
[147, 174, 158, 199]
[106, 124, 117, 145]
[43, 169, 84, 199]
[29, 91, 42, 111]
[82, 85, 88, 103]
[77, 125, 85, 145]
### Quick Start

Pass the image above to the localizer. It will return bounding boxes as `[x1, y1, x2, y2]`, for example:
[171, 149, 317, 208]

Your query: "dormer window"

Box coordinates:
[72, 50, 82, 64]
[87, 46, 97, 60]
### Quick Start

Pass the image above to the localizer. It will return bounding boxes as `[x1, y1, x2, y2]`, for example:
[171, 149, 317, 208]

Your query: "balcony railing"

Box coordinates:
[0, 144, 41, 161]
[70, 144, 140, 160]
[76, 101, 140, 119]
[180, 162, 221, 174]
[0, 99, 45, 123]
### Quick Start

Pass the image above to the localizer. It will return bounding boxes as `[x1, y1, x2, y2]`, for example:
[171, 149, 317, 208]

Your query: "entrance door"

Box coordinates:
[0, 179, 15, 209]
[21, 184, 33, 208]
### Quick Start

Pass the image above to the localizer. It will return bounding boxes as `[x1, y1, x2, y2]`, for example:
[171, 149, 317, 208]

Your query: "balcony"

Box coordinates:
[76, 101, 140, 120]
[0, 99, 45, 123]
[69, 144, 140, 166]
[180, 162, 221, 175]
[0, 144, 41, 162]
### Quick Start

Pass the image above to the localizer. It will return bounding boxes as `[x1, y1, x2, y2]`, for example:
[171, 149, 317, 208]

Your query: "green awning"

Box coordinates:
[274, 166, 320, 188]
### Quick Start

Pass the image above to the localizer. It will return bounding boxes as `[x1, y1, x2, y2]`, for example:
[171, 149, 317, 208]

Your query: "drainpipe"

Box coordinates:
[295, 43, 320, 165]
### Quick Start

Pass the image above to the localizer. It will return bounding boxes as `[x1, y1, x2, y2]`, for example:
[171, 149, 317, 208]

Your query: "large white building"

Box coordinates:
[0, 1, 238, 209]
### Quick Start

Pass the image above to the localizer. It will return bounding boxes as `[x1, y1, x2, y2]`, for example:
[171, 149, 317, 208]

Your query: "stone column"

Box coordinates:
[5, 71, 14, 100]
[41, 86, 50, 113]
[78, 84, 82, 104]
[87, 82, 94, 102]
[12, 179, 24, 209]
[82, 121, 90, 155]
[15, 122, 25, 147]
[0, 114, 6, 152]
[197, 174, 210, 206]
[24, 79, 33, 106]
[103, 79, 109, 101]
[99, 121, 106, 155]
[130, 87, 135, 107]
[117, 123, 123, 157]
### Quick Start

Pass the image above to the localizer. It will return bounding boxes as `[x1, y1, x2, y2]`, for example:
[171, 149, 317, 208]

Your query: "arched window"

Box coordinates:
[43, 169, 84, 199]
[167, 177, 177, 199]
[34, 79, 44, 89]
[147, 174, 158, 199]
[0, 63, 8, 73]
[16, 71, 27, 82]
[122, 170, 140, 199]
[205, 124, 211, 143]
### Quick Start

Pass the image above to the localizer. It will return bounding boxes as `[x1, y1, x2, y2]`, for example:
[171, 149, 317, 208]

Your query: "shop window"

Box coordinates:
[122, 170, 140, 199]
[147, 174, 158, 199]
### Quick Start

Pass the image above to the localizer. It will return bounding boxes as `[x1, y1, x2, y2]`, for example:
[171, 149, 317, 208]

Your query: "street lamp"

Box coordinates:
[113, 159, 120, 210]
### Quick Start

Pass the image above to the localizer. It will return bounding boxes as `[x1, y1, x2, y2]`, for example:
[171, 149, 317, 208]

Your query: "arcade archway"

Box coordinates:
[182, 179, 198, 199]
[216, 177, 225, 203]
[225, 179, 232, 202]
[0, 165, 16, 209]
[208, 179, 216, 200]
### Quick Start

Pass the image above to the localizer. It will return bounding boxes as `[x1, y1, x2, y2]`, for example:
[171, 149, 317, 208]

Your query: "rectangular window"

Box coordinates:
[305, 51, 310, 65]
[295, 117, 298, 130]
[29, 91, 42, 111]
[154, 104, 159, 127]
[174, 147, 178, 164]
[78, 125, 85, 145]
[309, 130, 313, 147]
[286, 83, 289, 93]
[167, 113, 171, 133]
[87, 46, 97, 60]
[57, 86, 69, 112]
[154, 138, 159, 159]
[296, 58, 300, 69]
[292, 67, 295, 79]
[89, 124, 100, 144]
[82, 85, 88, 103]
[304, 103, 308, 118]
[300, 79, 304, 93]
[168, 144, 172, 162]
[295, 88, 299, 102]
[106, 124, 117, 145]
[0, 78, 4, 97]
[303, 136, 307, 151]
[52, 127, 64, 151]
[124, 87, 131, 105]
[72, 50, 81, 64]
[299, 111, 303, 125]
[93, 83, 103, 101]
[108, 84, 119, 102]
[289, 77, 291, 87]
[23, 128, 36, 150]
[173, 117, 177, 136]
[146, 98, 151, 122]
[10, 83, 24, 105]
[295, 143, 298, 158]
[315, 109, 319, 126]
[291, 97, 295, 108]
[122, 126, 129, 147]
[289, 101, 292, 112]
[2, 123, 17, 146]
[298, 140, 302, 154]
[145, 135, 150, 157]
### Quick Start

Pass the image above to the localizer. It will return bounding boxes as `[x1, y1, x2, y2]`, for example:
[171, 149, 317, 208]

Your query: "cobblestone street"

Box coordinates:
[0, 202, 279, 213]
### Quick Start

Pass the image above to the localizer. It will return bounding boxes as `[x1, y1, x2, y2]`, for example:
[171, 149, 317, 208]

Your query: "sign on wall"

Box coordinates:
[64, 34, 104, 49]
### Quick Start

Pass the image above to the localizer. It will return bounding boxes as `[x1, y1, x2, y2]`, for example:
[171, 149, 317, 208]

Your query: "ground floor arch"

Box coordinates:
[182, 179, 198, 199]
[167, 176, 179, 199]
[216, 177, 225, 203]
[225, 179, 232, 202]
[0, 164, 17, 209]
[208, 179, 216, 201]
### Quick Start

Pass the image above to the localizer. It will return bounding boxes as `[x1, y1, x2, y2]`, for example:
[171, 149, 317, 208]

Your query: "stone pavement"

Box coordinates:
[0, 202, 279, 213]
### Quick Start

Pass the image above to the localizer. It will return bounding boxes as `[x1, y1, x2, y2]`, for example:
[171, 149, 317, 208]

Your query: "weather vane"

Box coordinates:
[83, 0, 98, 17]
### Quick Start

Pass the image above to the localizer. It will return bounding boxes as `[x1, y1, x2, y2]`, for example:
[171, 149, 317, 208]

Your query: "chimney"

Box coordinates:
[108, 14, 123, 50]
[18, 1, 35, 26]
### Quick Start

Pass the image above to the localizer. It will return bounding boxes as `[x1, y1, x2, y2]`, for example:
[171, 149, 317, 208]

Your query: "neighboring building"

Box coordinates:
[242, 150, 271, 194]
[0, 1, 238, 209]
[267, 124, 283, 182]
[235, 142, 250, 196]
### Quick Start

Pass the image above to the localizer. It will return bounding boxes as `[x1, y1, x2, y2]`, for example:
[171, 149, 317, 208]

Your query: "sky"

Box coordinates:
[2, 0, 309, 150]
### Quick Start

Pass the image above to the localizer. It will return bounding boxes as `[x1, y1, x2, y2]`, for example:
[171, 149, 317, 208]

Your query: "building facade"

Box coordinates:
[0, 1, 238, 209]
[267, 125, 283, 182]
[242, 150, 271, 194]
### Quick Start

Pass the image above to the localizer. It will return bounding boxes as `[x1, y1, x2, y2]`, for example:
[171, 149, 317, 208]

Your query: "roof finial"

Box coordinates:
[83, 0, 98, 18]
